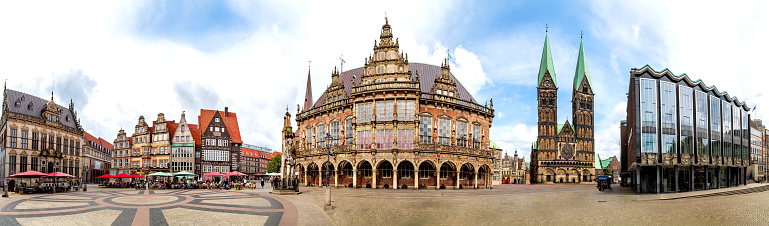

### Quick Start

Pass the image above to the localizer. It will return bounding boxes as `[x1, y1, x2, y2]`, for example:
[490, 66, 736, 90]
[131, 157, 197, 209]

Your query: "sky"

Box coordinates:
[1, 0, 768, 161]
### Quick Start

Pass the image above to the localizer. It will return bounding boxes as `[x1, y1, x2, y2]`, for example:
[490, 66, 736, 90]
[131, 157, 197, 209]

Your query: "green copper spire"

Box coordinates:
[538, 33, 556, 87]
[573, 38, 591, 90]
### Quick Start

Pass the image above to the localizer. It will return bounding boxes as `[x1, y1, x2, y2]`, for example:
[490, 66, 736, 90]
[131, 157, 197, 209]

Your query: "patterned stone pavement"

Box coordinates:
[0, 187, 297, 226]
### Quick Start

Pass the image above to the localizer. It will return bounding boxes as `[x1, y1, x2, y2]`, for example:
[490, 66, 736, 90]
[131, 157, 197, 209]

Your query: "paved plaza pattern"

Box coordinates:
[2, 184, 769, 225]
[0, 188, 297, 226]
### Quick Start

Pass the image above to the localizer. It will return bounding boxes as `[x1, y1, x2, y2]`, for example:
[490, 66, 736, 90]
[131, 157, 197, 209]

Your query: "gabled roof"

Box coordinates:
[595, 154, 603, 170]
[573, 39, 591, 89]
[84, 131, 99, 145]
[556, 123, 574, 135]
[127, 136, 133, 146]
[199, 109, 242, 144]
[632, 65, 750, 111]
[167, 120, 178, 140]
[5, 89, 80, 130]
[537, 34, 556, 87]
[189, 124, 201, 146]
[98, 138, 114, 150]
[310, 63, 478, 109]
[600, 156, 614, 169]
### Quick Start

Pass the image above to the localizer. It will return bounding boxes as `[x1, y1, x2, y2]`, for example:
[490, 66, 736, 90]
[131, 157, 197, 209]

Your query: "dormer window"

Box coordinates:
[28, 103, 34, 111]
[15, 100, 21, 107]
[66, 115, 70, 122]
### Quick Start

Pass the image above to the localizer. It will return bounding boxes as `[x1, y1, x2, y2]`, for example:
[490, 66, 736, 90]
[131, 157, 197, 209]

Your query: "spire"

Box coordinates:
[303, 68, 313, 111]
[574, 37, 592, 90]
[537, 32, 556, 87]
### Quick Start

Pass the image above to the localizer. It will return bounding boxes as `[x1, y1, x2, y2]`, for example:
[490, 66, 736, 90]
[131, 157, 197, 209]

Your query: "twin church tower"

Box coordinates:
[530, 31, 595, 184]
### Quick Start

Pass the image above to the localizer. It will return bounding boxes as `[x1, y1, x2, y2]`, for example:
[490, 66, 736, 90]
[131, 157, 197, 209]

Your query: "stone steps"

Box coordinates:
[663, 185, 769, 200]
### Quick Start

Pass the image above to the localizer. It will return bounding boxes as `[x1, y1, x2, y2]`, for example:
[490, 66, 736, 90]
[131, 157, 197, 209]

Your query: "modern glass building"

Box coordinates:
[622, 65, 750, 193]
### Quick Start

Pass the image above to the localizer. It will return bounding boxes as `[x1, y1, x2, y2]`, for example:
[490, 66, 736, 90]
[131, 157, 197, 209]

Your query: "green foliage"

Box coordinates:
[603, 168, 613, 177]
[267, 153, 282, 173]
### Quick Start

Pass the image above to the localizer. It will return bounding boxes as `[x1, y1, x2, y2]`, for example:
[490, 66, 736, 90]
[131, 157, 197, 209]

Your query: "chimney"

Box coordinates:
[225, 107, 229, 118]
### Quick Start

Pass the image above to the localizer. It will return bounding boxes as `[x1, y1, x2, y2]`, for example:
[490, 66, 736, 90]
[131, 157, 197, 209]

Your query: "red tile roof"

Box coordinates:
[98, 138, 114, 150]
[189, 124, 201, 146]
[199, 109, 242, 144]
[83, 131, 99, 144]
[167, 120, 178, 139]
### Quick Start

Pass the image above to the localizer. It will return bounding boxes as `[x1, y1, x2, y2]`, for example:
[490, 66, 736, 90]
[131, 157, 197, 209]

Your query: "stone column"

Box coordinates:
[456, 168, 461, 189]
[705, 166, 709, 190]
[334, 169, 338, 188]
[436, 166, 440, 189]
[656, 166, 661, 194]
[636, 167, 641, 193]
[690, 165, 695, 191]
[414, 168, 419, 189]
[474, 169, 479, 189]
[304, 169, 308, 186]
[352, 166, 357, 188]
[372, 167, 377, 189]
[319, 165, 324, 187]
[393, 169, 398, 189]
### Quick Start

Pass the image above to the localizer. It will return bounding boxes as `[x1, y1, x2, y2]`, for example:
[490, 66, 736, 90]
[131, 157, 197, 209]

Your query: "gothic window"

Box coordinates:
[345, 119, 354, 145]
[438, 118, 450, 145]
[457, 121, 468, 147]
[420, 116, 432, 144]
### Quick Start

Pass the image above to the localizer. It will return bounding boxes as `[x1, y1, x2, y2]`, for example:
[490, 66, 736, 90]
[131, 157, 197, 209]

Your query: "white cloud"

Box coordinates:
[0, 0, 476, 151]
[490, 123, 537, 160]
[594, 102, 626, 158]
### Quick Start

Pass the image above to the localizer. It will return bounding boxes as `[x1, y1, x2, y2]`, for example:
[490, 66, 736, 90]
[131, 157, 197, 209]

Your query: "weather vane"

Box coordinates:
[546, 24, 548, 33]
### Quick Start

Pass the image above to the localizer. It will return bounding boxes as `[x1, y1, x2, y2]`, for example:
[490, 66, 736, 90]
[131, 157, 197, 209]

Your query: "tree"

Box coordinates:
[267, 153, 282, 173]
[603, 168, 613, 177]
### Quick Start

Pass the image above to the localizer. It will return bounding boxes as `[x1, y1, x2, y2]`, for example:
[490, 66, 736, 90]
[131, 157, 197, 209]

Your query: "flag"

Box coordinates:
[340, 57, 346, 65]
[753, 105, 756, 111]
[446, 50, 452, 60]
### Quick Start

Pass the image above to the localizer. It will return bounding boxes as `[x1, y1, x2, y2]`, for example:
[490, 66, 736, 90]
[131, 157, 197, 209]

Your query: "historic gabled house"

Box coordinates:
[130, 116, 151, 175]
[1, 87, 85, 190]
[150, 113, 175, 173]
[290, 19, 495, 190]
[198, 108, 242, 175]
[111, 128, 131, 175]
[83, 131, 113, 183]
[530, 32, 596, 184]
[170, 111, 196, 173]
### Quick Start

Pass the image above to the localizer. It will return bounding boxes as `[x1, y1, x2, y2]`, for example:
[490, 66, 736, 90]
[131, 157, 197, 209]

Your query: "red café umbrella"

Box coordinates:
[225, 171, 246, 177]
[95, 174, 114, 179]
[203, 172, 224, 177]
[45, 172, 75, 178]
[9, 170, 48, 178]
[129, 174, 145, 178]
[114, 173, 132, 178]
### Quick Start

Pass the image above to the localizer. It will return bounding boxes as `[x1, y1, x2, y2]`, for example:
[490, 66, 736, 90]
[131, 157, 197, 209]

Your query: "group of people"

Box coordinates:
[97, 178, 278, 190]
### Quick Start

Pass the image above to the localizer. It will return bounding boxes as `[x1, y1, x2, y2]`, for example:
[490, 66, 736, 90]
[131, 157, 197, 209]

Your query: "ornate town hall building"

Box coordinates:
[290, 19, 496, 189]
[530, 32, 596, 184]
[2, 86, 85, 189]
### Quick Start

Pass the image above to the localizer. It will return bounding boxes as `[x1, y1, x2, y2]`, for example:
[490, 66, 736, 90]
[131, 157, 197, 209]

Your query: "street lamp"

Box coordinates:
[325, 132, 334, 210]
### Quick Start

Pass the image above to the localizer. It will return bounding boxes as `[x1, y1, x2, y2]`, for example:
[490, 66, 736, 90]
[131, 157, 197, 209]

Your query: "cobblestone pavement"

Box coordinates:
[284, 183, 769, 225]
[0, 186, 297, 226]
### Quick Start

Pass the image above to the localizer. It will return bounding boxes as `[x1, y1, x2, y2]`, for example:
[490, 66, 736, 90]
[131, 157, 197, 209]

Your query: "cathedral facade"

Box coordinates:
[529, 32, 595, 184]
[290, 19, 496, 189]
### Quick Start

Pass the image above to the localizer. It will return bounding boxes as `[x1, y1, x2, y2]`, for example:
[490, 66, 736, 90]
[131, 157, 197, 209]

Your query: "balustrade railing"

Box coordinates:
[297, 142, 492, 158]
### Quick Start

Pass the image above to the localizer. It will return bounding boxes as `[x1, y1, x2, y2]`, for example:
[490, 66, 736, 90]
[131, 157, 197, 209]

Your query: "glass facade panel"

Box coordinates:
[722, 101, 731, 159]
[742, 109, 749, 160]
[640, 79, 658, 153]
[660, 82, 677, 154]
[679, 86, 693, 154]
[695, 91, 708, 156]
[732, 106, 740, 160]
[709, 96, 721, 157]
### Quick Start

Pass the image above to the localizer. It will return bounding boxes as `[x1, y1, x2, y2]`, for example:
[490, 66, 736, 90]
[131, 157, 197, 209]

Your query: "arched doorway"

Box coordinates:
[295, 164, 305, 184]
[357, 161, 373, 188]
[439, 161, 457, 189]
[337, 161, 353, 187]
[570, 169, 579, 183]
[544, 169, 554, 183]
[479, 164, 492, 188]
[321, 161, 335, 187]
[459, 163, 475, 189]
[377, 161, 393, 189]
[417, 161, 436, 188]
[397, 161, 415, 189]
[307, 162, 319, 186]
[582, 169, 591, 182]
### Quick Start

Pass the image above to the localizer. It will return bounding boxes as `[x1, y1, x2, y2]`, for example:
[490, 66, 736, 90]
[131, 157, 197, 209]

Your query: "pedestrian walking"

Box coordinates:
[261, 179, 265, 189]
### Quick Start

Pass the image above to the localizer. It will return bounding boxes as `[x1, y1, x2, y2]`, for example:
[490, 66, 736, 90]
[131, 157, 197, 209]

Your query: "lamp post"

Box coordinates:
[325, 133, 334, 210]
